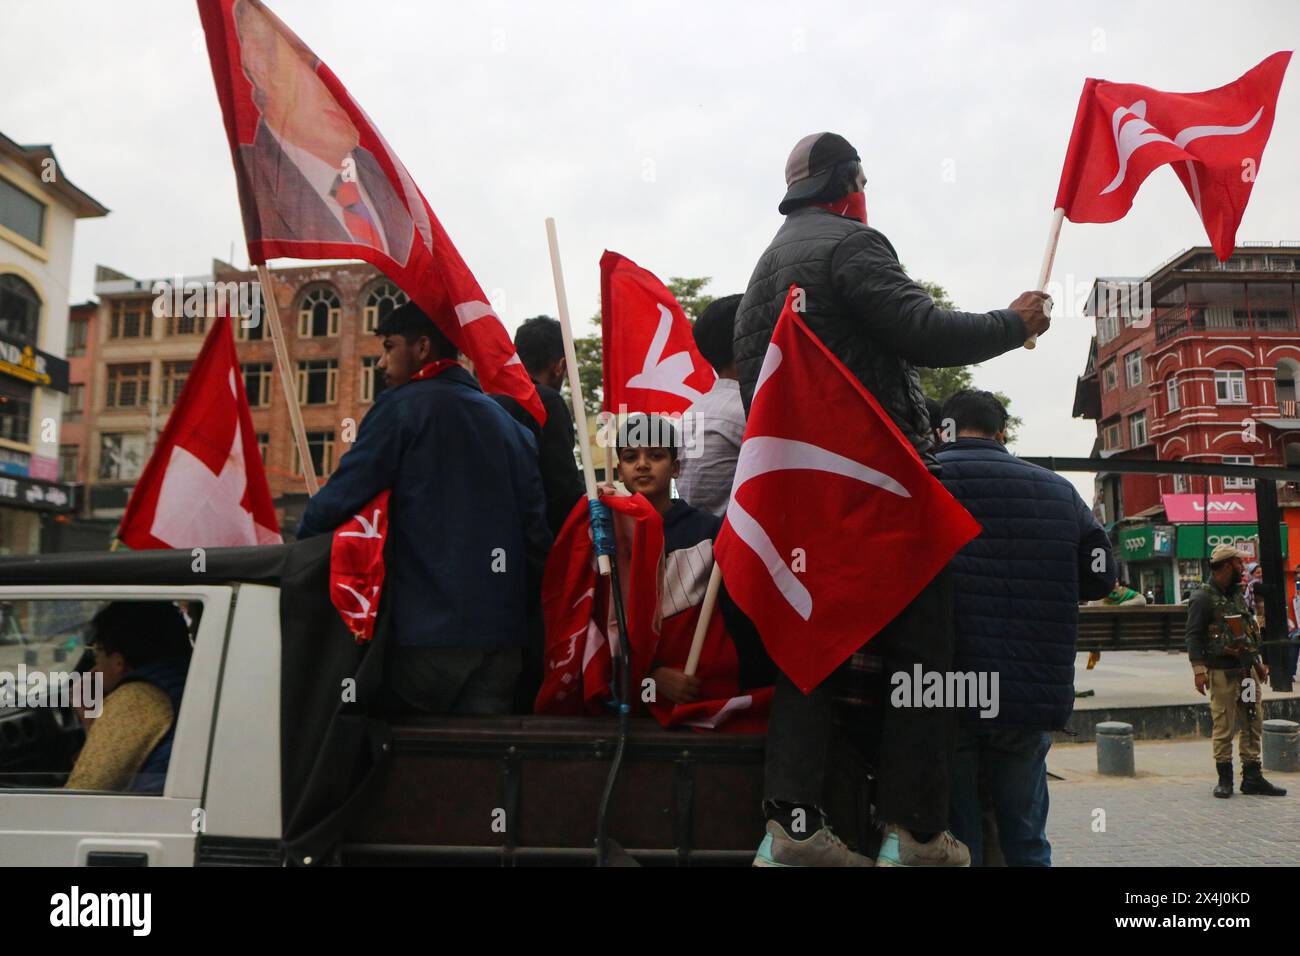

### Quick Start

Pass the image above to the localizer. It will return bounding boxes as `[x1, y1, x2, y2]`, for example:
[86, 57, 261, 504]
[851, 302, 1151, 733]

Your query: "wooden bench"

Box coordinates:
[1076, 605, 1188, 654]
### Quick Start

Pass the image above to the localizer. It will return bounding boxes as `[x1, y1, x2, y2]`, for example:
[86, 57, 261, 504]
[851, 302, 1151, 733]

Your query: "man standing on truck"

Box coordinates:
[1187, 544, 1287, 799]
[298, 302, 551, 715]
[734, 131, 1052, 867]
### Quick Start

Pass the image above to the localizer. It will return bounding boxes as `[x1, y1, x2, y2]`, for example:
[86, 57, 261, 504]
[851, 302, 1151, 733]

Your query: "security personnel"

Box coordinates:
[1187, 544, 1287, 799]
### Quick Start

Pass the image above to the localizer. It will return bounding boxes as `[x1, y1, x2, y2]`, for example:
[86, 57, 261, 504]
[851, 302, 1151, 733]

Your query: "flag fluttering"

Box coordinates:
[713, 287, 981, 693]
[118, 314, 280, 550]
[536, 496, 770, 732]
[600, 251, 715, 416]
[197, 0, 543, 424]
[1054, 51, 1291, 260]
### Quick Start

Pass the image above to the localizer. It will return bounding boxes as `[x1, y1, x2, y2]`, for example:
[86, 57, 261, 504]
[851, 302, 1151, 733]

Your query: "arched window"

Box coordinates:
[1275, 358, 1300, 417]
[297, 286, 340, 338]
[363, 280, 408, 333]
[0, 274, 41, 342]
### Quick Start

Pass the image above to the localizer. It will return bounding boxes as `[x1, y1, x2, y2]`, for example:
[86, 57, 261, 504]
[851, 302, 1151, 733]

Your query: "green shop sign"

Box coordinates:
[1118, 525, 1174, 561]
[1174, 523, 1288, 560]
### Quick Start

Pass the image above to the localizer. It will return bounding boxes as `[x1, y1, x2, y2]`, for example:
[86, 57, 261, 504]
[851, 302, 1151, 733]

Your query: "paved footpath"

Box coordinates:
[1046, 738, 1300, 866]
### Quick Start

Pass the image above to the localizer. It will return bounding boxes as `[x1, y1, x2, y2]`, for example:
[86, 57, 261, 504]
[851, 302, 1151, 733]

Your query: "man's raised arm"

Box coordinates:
[830, 228, 1051, 367]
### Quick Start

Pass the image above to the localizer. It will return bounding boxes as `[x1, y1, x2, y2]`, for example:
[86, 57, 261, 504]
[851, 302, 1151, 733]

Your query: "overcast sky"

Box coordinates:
[4, 0, 1299, 493]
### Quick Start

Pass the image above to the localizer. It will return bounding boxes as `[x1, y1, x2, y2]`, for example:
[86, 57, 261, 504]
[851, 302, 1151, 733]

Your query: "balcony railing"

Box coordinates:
[1153, 305, 1300, 345]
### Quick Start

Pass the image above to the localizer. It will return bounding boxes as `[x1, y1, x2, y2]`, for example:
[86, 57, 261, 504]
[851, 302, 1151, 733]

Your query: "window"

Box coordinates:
[0, 380, 33, 443]
[58, 444, 79, 483]
[0, 274, 41, 342]
[1097, 314, 1119, 346]
[64, 383, 84, 421]
[66, 318, 89, 356]
[297, 287, 340, 338]
[1103, 422, 1122, 451]
[359, 356, 384, 403]
[161, 361, 192, 406]
[363, 281, 409, 333]
[1129, 411, 1147, 447]
[256, 432, 270, 465]
[0, 175, 46, 246]
[293, 430, 335, 476]
[0, 597, 202, 793]
[1223, 455, 1255, 490]
[242, 362, 273, 408]
[296, 359, 338, 405]
[1124, 349, 1143, 388]
[1173, 473, 1188, 493]
[98, 432, 146, 480]
[1166, 377, 1180, 412]
[106, 363, 150, 408]
[109, 299, 153, 340]
[166, 312, 206, 337]
[1102, 361, 1119, 392]
[1215, 369, 1247, 404]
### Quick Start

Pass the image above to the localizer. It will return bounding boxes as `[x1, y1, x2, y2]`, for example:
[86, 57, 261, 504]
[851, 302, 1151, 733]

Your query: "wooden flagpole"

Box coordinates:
[545, 217, 611, 576]
[1024, 207, 1065, 350]
[683, 562, 723, 677]
[256, 264, 319, 495]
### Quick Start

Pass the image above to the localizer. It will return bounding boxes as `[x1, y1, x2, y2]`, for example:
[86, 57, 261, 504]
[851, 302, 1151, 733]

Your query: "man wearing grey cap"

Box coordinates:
[739, 131, 1053, 867]
[1187, 543, 1287, 799]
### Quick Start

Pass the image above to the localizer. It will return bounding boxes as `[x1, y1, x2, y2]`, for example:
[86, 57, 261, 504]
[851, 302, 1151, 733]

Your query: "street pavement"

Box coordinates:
[1072, 650, 1299, 710]
[1046, 738, 1300, 866]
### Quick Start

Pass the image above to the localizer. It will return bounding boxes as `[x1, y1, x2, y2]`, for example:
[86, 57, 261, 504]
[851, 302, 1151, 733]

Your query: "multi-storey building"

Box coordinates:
[0, 132, 107, 554]
[73, 259, 407, 545]
[1076, 242, 1300, 602]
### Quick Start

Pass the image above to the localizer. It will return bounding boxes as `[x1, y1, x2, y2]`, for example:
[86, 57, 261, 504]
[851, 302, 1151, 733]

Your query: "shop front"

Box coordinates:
[0, 473, 75, 555]
[1116, 524, 1176, 603]
[1174, 522, 1288, 602]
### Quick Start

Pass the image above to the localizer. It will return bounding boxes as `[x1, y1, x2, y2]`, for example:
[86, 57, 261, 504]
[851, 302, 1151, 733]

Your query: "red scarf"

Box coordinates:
[327, 358, 459, 642]
[813, 191, 868, 225]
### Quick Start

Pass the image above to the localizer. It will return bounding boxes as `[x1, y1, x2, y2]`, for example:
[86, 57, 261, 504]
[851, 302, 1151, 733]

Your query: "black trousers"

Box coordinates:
[763, 567, 955, 833]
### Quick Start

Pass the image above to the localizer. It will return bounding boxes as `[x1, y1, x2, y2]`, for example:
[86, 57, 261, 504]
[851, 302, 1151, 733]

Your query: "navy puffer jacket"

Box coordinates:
[937, 438, 1115, 730]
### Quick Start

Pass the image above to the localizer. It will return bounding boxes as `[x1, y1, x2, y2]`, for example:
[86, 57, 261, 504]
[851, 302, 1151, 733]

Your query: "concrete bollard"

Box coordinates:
[1096, 721, 1136, 777]
[1262, 719, 1299, 773]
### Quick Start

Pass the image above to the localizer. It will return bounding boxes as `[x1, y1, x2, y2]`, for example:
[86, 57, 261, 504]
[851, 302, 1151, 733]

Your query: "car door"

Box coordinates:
[0, 585, 232, 867]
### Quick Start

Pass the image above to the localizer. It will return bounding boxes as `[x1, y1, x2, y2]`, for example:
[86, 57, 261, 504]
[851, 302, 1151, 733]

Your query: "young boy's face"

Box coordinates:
[617, 445, 679, 503]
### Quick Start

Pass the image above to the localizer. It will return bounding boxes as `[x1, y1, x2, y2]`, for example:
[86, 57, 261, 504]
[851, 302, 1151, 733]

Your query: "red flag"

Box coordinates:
[713, 287, 981, 693]
[328, 490, 389, 643]
[1054, 52, 1291, 260]
[118, 314, 280, 549]
[197, 0, 543, 424]
[600, 251, 715, 416]
[536, 496, 770, 732]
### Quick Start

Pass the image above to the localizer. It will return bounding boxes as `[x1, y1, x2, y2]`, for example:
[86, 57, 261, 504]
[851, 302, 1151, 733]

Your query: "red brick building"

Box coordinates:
[66, 259, 408, 546]
[1076, 242, 1300, 602]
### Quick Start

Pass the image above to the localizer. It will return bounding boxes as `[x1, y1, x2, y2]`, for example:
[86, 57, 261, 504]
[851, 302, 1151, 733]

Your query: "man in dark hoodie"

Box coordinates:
[737, 132, 1052, 867]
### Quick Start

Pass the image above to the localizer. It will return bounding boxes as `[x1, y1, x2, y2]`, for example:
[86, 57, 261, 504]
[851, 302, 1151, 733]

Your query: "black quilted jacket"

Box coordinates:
[734, 207, 1028, 470]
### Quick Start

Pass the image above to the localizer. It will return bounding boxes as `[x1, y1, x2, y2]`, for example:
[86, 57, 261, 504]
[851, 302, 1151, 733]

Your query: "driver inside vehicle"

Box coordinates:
[64, 602, 193, 793]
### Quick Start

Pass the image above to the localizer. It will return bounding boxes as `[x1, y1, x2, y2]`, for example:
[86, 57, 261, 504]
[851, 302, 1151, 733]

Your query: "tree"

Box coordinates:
[566, 275, 714, 419]
[911, 276, 1022, 444]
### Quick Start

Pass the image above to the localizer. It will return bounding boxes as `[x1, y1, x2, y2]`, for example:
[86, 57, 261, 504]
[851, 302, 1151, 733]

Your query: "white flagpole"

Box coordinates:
[683, 561, 723, 677]
[1024, 207, 1065, 350]
[256, 264, 319, 495]
[545, 217, 611, 576]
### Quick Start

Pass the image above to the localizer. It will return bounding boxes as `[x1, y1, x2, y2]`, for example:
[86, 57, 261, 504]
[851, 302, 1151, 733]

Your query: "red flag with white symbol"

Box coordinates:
[713, 287, 981, 693]
[118, 314, 280, 550]
[1054, 52, 1291, 260]
[197, 0, 543, 424]
[536, 495, 770, 732]
[329, 490, 389, 643]
[600, 251, 715, 416]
